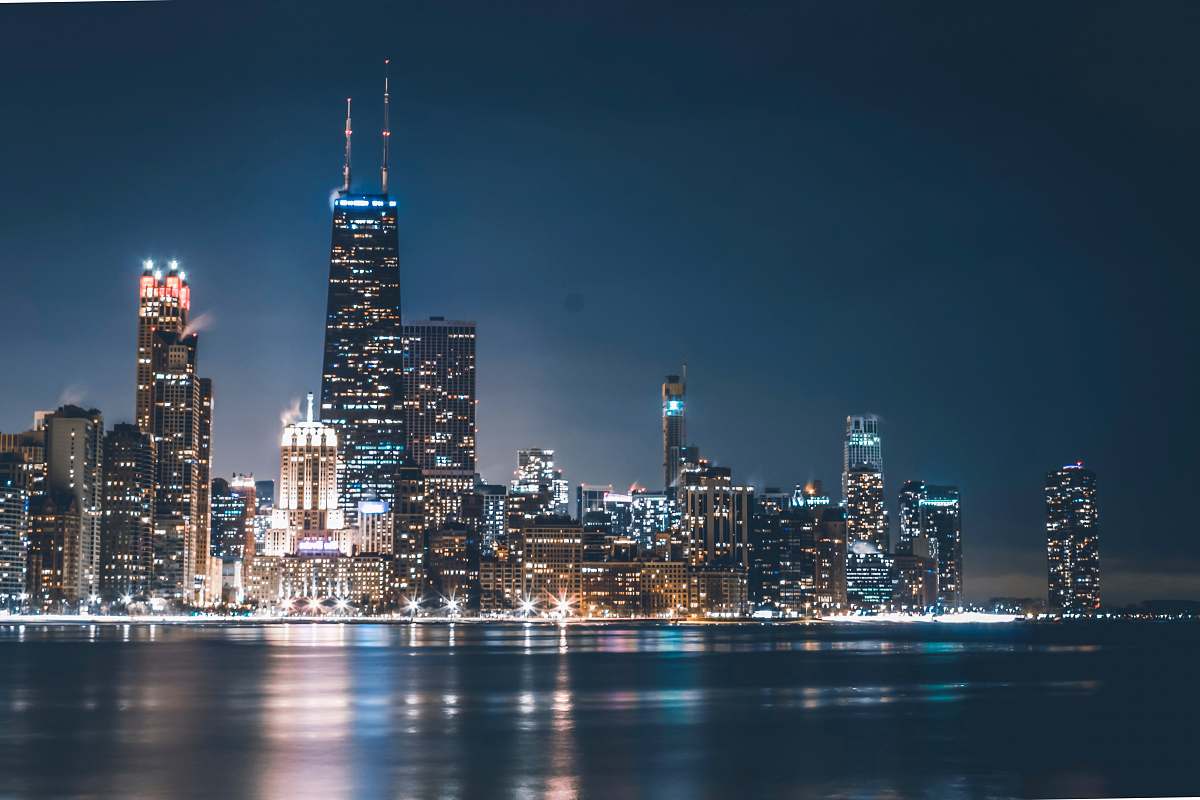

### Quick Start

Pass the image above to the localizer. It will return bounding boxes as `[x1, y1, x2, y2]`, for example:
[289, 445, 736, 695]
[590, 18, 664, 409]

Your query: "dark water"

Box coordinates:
[0, 621, 1196, 799]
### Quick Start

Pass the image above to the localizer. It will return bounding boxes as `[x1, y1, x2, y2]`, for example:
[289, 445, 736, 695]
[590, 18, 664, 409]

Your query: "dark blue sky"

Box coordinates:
[2, 2, 1196, 603]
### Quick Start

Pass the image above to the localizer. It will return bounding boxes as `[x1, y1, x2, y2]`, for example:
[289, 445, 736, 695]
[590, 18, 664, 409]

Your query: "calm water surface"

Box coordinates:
[0, 621, 1196, 799]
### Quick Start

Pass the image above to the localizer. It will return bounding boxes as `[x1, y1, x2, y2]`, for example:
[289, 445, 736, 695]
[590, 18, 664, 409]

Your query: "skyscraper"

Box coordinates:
[403, 317, 476, 471]
[100, 424, 154, 601]
[843, 414, 882, 499]
[268, 393, 345, 550]
[679, 465, 752, 569]
[135, 260, 189, 433]
[44, 405, 104, 602]
[845, 464, 887, 552]
[662, 371, 686, 491]
[320, 92, 405, 526]
[149, 329, 204, 601]
[1045, 462, 1100, 614]
[898, 481, 962, 609]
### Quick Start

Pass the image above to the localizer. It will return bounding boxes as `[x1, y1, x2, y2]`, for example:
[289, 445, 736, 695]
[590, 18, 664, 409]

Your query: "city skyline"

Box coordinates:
[2, 2, 1197, 605]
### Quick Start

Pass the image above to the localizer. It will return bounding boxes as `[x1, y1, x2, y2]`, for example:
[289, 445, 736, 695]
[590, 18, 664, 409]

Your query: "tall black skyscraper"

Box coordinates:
[1045, 462, 1100, 614]
[319, 81, 406, 525]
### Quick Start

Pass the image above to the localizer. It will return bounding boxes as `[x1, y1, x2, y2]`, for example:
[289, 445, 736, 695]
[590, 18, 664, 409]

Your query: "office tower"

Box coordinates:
[422, 469, 476, 532]
[603, 491, 634, 539]
[1045, 462, 1100, 614]
[478, 482, 507, 555]
[893, 534, 939, 613]
[750, 512, 783, 611]
[680, 465, 753, 568]
[0, 454, 30, 609]
[662, 371, 686, 490]
[576, 483, 612, 520]
[898, 481, 962, 609]
[845, 464, 887, 552]
[510, 448, 568, 517]
[0, 427, 46, 496]
[813, 506, 848, 611]
[44, 405, 104, 602]
[757, 487, 793, 517]
[775, 512, 818, 616]
[403, 317, 476, 470]
[392, 463, 425, 596]
[266, 393, 346, 555]
[843, 414, 883, 499]
[581, 511, 611, 562]
[209, 478, 246, 561]
[320, 95, 405, 526]
[100, 424, 154, 601]
[150, 329, 204, 600]
[135, 260, 189, 433]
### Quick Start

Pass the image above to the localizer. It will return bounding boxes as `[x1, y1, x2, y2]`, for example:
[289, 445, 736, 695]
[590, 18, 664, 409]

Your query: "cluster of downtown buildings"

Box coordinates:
[0, 88, 1104, 620]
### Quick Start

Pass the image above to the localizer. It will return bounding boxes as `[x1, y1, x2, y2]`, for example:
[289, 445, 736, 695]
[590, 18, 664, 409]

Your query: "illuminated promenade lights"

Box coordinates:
[519, 596, 538, 618]
[403, 596, 421, 619]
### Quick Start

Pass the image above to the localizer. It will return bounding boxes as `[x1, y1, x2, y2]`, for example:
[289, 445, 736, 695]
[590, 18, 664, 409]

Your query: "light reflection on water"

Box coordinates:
[0, 622, 1194, 799]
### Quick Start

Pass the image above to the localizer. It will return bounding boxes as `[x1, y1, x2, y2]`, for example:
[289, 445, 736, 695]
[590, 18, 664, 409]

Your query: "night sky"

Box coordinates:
[2, 2, 1197, 604]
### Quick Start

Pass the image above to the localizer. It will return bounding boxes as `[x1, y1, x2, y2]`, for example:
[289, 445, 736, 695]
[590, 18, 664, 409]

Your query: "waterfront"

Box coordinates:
[0, 622, 1196, 799]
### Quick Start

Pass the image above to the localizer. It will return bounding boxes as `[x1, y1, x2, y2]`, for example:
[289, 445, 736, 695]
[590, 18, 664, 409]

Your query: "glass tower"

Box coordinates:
[662, 372, 686, 491]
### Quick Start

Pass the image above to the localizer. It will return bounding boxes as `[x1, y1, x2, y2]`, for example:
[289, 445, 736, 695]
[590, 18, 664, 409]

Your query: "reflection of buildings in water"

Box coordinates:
[546, 655, 579, 800]
[258, 625, 353, 800]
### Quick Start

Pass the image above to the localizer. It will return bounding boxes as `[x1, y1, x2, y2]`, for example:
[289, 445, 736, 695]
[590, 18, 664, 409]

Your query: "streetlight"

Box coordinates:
[519, 596, 537, 618]
[444, 596, 460, 617]
[404, 596, 421, 620]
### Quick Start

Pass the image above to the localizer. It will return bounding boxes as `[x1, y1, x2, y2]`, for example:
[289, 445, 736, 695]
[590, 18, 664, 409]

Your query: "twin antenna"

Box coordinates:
[341, 58, 391, 195]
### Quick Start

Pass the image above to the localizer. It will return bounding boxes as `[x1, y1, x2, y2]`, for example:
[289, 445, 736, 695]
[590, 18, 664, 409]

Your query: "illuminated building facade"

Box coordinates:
[135, 260, 189, 434]
[403, 317, 476, 471]
[0, 454, 30, 608]
[511, 449, 568, 517]
[662, 371, 686, 490]
[228, 473, 256, 559]
[813, 506, 848, 610]
[1046, 462, 1100, 614]
[687, 567, 748, 616]
[898, 481, 962, 609]
[846, 541, 896, 611]
[521, 518, 583, 608]
[427, 522, 479, 607]
[27, 493, 81, 608]
[99, 424, 154, 600]
[150, 330, 206, 600]
[355, 498, 393, 555]
[319, 191, 405, 526]
[478, 482, 507, 556]
[392, 464, 425, 595]
[680, 465, 752, 568]
[843, 414, 883, 496]
[629, 489, 671, 551]
[44, 405, 104, 602]
[266, 393, 347, 556]
[576, 483, 612, 520]
[421, 468, 475, 532]
[845, 464, 887, 552]
[210, 478, 247, 561]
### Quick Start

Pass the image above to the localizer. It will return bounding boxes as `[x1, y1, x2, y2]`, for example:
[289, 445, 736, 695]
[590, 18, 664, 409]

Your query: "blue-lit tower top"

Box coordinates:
[663, 368, 687, 491]
[319, 66, 406, 526]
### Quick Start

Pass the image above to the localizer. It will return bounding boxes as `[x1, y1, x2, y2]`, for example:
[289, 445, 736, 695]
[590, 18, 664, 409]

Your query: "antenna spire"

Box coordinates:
[342, 97, 353, 193]
[381, 58, 391, 195]
[306, 391, 314, 423]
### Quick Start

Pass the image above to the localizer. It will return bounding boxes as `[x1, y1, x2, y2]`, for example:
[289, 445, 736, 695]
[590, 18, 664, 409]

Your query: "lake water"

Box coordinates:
[0, 621, 1195, 799]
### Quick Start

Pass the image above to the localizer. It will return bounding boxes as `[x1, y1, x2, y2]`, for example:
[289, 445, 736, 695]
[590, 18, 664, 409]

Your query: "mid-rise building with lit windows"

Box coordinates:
[521, 517, 583, 609]
[1046, 462, 1100, 614]
[44, 405, 104, 603]
[680, 465, 752, 568]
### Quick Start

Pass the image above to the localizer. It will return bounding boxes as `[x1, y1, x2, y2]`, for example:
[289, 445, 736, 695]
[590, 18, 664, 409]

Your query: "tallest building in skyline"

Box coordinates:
[319, 72, 406, 525]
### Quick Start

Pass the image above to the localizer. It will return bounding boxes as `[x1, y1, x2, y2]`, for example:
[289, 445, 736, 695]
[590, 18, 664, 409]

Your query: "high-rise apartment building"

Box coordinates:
[319, 97, 405, 525]
[99, 424, 154, 601]
[1046, 462, 1100, 614]
[898, 481, 962, 609]
[510, 449, 568, 517]
[662, 371, 686, 491]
